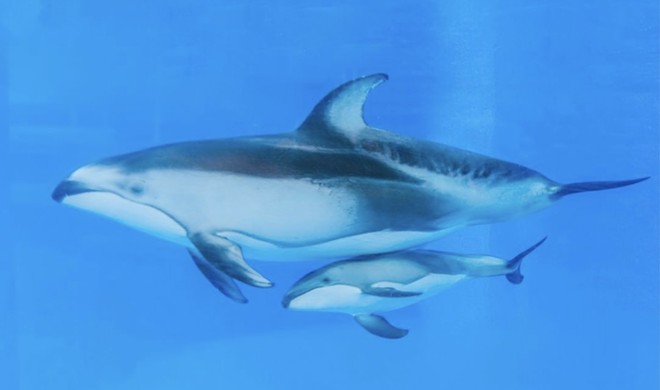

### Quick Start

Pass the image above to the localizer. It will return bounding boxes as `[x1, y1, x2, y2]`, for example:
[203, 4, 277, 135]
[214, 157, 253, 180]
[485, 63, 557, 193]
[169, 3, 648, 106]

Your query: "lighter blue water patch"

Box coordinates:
[1, 1, 658, 389]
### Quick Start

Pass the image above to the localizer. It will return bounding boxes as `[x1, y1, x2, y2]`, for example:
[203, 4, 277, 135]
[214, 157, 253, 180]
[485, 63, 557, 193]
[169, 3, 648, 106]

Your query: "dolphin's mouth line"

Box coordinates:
[52, 179, 192, 247]
[51, 180, 104, 203]
[282, 287, 320, 308]
[281, 293, 295, 308]
[282, 284, 346, 308]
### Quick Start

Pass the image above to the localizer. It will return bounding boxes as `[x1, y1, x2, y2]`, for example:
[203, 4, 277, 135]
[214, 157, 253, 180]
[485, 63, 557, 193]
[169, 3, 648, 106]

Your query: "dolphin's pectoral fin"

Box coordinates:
[189, 232, 273, 288]
[297, 74, 388, 145]
[363, 286, 422, 298]
[189, 250, 248, 304]
[354, 314, 408, 339]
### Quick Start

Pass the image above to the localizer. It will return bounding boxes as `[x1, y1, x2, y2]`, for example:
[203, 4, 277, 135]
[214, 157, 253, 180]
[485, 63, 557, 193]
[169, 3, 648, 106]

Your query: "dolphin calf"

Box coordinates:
[282, 237, 547, 339]
[52, 73, 646, 302]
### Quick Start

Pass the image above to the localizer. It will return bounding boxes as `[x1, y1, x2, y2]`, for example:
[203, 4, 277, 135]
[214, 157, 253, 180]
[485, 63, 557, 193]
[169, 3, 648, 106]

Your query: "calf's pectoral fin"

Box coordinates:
[363, 286, 422, 298]
[354, 314, 409, 339]
[189, 250, 248, 304]
[189, 232, 273, 288]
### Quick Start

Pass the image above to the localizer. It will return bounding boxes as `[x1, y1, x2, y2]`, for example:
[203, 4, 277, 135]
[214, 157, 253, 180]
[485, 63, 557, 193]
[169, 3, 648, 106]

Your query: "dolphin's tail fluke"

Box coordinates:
[552, 177, 649, 200]
[506, 237, 547, 284]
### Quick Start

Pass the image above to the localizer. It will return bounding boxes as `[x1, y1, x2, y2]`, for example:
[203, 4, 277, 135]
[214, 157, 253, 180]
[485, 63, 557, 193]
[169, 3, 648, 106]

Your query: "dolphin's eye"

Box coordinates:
[322, 277, 331, 283]
[130, 184, 144, 195]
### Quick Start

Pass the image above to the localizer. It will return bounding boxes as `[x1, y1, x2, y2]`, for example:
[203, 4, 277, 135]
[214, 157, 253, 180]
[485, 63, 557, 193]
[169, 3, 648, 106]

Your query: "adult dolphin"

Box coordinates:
[52, 73, 647, 302]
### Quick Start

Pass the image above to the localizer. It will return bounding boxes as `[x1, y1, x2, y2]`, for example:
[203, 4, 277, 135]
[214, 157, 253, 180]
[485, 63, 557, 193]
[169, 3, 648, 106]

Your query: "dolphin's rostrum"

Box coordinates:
[52, 74, 647, 302]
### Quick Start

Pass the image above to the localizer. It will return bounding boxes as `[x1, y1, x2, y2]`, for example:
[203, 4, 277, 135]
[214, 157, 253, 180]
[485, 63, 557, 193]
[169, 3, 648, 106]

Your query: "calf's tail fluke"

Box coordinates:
[506, 236, 547, 285]
[552, 177, 649, 200]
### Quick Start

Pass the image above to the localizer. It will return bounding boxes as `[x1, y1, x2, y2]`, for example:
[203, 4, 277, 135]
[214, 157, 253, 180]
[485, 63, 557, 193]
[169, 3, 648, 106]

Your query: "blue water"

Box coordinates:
[2, 1, 658, 389]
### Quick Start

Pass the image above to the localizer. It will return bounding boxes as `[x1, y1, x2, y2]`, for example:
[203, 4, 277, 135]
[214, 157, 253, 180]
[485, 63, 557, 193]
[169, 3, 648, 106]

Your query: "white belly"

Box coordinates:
[221, 228, 453, 261]
[64, 171, 456, 261]
[151, 172, 361, 244]
[61, 191, 190, 246]
[292, 273, 470, 315]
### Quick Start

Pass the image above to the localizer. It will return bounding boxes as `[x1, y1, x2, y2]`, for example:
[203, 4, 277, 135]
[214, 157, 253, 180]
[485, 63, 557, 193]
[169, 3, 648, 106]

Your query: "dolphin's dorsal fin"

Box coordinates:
[354, 313, 409, 339]
[297, 73, 388, 145]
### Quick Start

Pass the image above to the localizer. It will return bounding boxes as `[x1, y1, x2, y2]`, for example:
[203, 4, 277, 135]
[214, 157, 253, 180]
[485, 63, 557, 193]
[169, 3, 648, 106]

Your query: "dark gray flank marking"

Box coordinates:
[98, 136, 421, 184]
[358, 136, 544, 184]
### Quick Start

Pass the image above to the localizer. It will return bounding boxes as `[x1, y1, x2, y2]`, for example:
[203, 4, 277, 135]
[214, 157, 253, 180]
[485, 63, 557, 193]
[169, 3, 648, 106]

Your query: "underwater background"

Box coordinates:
[1, 1, 658, 389]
